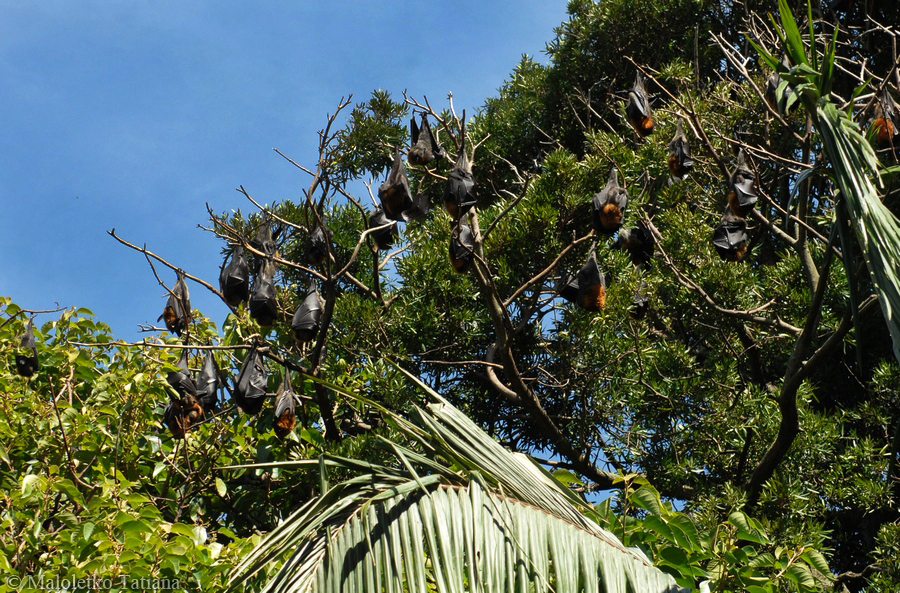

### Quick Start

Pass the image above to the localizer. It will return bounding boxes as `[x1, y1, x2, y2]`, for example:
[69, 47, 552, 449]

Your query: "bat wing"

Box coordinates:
[233, 347, 268, 415]
[400, 193, 430, 222]
[449, 222, 475, 273]
[731, 152, 758, 211]
[712, 211, 748, 257]
[306, 225, 331, 266]
[410, 116, 420, 145]
[444, 167, 477, 217]
[167, 350, 197, 399]
[368, 207, 398, 251]
[557, 273, 579, 303]
[378, 150, 413, 221]
[220, 246, 250, 306]
[249, 260, 278, 326]
[196, 350, 220, 412]
[292, 281, 323, 342]
[576, 255, 607, 311]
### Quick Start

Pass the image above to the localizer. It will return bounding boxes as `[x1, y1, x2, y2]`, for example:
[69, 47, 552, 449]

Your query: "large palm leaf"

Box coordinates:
[226, 372, 687, 593]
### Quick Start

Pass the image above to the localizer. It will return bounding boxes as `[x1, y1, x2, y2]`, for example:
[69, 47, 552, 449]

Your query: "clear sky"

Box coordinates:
[1, 1, 569, 341]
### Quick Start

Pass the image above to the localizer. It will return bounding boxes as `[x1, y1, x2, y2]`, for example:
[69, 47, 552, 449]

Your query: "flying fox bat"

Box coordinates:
[408, 112, 446, 166]
[292, 280, 323, 342]
[667, 120, 693, 180]
[593, 168, 628, 234]
[306, 224, 331, 266]
[249, 258, 278, 327]
[273, 370, 297, 437]
[764, 57, 796, 114]
[872, 87, 899, 148]
[712, 207, 749, 262]
[195, 349, 221, 414]
[576, 254, 609, 312]
[158, 270, 191, 336]
[167, 349, 198, 400]
[613, 224, 654, 268]
[626, 72, 653, 137]
[250, 220, 277, 258]
[164, 349, 203, 439]
[443, 120, 477, 219]
[378, 150, 417, 222]
[233, 346, 268, 415]
[727, 150, 757, 216]
[368, 207, 398, 251]
[219, 245, 250, 307]
[15, 318, 39, 377]
[449, 221, 476, 273]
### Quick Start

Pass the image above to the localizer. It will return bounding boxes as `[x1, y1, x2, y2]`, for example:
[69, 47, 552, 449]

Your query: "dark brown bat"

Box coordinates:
[593, 168, 628, 234]
[273, 370, 297, 437]
[449, 220, 475, 273]
[443, 121, 477, 219]
[576, 254, 609, 312]
[667, 120, 693, 180]
[613, 224, 654, 268]
[219, 245, 250, 307]
[158, 270, 191, 336]
[233, 346, 267, 415]
[558, 254, 611, 311]
[727, 150, 757, 216]
[872, 87, 899, 148]
[164, 349, 203, 439]
[306, 224, 331, 267]
[249, 258, 278, 327]
[408, 112, 446, 166]
[712, 206, 749, 262]
[292, 280, 323, 342]
[195, 349, 221, 414]
[250, 220, 277, 258]
[626, 72, 653, 137]
[15, 318, 39, 377]
[378, 149, 415, 222]
[368, 207, 398, 251]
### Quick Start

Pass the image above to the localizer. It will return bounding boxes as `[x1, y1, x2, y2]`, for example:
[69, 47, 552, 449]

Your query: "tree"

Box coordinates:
[6, 0, 900, 591]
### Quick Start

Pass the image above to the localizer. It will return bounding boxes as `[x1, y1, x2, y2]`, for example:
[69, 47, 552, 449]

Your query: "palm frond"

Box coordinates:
[226, 374, 687, 593]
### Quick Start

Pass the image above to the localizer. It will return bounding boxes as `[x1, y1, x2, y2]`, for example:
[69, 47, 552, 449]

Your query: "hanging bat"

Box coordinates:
[273, 370, 297, 437]
[712, 206, 749, 262]
[727, 150, 757, 216]
[613, 224, 654, 268]
[408, 112, 446, 166]
[872, 87, 899, 148]
[593, 168, 628, 234]
[167, 349, 198, 400]
[667, 120, 693, 180]
[195, 349, 221, 414]
[306, 224, 331, 267]
[15, 318, 39, 377]
[233, 346, 268, 415]
[576, 254, 610, 312]
[630, 282, 650, 319]
[449, 220, 475, 273]
[219, 245, 250, 307]
[443, 119, 477, 219]
[250, 219, 277, 258]
[378, 149, 415, 222]
[158, 270, 191, 336]
[249, 258, 278, 327]
[368, 207, 398, 251]
[626, 72, 653, 137]
[164, 349, 203, 439]
[292, 280, 323, 342]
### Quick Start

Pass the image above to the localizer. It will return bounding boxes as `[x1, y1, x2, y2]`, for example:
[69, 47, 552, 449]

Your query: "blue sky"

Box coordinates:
[1, 1, 569, 340]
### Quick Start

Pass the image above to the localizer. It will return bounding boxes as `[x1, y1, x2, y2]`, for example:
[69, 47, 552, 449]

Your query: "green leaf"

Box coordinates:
[215, 477, 228, 497]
